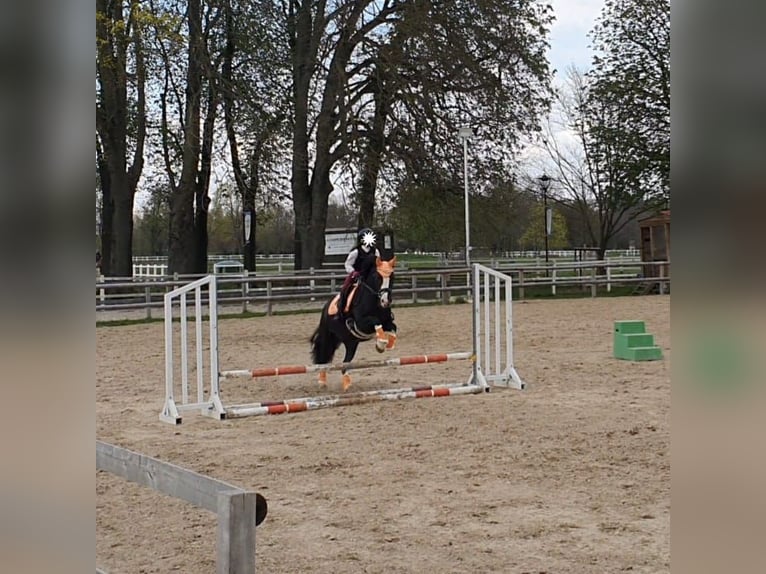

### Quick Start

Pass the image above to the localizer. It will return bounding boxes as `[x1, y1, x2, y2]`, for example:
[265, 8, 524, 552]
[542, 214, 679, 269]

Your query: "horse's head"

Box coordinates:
[371, 256, 396, 309]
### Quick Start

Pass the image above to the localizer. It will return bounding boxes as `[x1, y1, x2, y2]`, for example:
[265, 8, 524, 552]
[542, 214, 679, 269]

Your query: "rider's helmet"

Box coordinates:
[357, 228, 376, 250]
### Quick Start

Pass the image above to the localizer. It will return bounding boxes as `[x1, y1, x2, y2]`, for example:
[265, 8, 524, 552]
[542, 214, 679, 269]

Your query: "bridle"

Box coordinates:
[358, 271, 393, 308]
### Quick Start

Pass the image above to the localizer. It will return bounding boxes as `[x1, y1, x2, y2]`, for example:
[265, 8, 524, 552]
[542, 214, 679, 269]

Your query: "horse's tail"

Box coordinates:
[310, 301, 340, 364]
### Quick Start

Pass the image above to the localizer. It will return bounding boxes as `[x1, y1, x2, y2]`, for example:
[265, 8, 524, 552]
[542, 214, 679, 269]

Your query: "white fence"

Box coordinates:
[133, 263, 168, 277]
[129, 250, 640, 277]
[97, 259, 669, 320]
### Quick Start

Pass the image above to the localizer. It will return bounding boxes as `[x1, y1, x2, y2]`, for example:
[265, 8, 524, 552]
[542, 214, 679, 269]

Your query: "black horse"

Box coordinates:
[310, 256, 398, 390]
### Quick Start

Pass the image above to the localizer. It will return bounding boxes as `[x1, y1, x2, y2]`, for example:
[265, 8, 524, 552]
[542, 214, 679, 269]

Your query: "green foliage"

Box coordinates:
[389, 185, 466, 252]
[388, 180, 543, 253]
[133, 183, 171, 256]
[588, 0, 670, 198]
[519, 204, 569, 251]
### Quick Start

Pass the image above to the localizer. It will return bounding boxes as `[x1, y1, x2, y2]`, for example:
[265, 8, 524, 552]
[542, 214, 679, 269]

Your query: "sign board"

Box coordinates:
[244, 211, 252, 243]
[323, 227, 396, 268]
[546, 207, 553, 236]
[325, 231, 357, 256]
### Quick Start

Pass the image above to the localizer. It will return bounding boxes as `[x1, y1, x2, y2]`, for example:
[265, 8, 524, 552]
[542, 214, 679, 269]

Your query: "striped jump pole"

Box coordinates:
[220, 351, 473, 380]
[224, 383, 485, 418]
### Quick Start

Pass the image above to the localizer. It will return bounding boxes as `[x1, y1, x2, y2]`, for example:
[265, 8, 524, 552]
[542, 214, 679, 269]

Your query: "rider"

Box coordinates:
[338, 228, 380, 314]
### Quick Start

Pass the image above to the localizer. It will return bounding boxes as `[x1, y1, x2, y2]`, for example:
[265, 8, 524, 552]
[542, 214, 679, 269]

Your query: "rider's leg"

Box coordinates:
[338, 273, 355, 314]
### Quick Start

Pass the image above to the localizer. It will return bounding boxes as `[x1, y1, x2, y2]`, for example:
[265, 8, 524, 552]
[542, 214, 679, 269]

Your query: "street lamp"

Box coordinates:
[458, 126, 473, 267]
[538, 174, 552, 263]
[458, 126, 477, 386]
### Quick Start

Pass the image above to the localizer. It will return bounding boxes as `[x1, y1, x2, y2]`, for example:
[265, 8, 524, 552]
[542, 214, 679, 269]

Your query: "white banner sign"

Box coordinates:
[325, 232, 357, 255]
[244, 211, 252, 243]
[546, 207, 553, 236]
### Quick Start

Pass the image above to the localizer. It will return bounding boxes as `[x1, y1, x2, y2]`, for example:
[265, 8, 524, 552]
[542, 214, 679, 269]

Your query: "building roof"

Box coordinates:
[638, 209, 670, 226]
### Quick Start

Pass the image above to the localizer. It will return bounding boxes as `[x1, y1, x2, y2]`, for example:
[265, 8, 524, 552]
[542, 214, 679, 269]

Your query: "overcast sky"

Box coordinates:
[547, 0, 604, 76]
[515, 0, 604, 175]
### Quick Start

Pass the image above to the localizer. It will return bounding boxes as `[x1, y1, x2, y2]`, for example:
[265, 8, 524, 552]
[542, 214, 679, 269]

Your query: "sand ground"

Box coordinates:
[97, 295, 670, 573]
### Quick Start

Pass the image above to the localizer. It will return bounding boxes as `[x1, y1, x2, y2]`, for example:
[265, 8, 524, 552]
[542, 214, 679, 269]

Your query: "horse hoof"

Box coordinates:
[375, 339, 386, 353]
[386, 332, 397, 350]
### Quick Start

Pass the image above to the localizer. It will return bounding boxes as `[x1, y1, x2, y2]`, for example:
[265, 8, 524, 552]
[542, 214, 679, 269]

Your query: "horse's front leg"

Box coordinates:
[382, 316, 397, 350]
[340, 340, 359, 391]
[375, 310, 398, 350]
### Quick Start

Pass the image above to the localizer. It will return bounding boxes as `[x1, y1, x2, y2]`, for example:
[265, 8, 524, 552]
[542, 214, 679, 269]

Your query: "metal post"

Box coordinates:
[458, 126, 473, 268]
[463, 135, 470, 268]
[543, 189, 549, 264]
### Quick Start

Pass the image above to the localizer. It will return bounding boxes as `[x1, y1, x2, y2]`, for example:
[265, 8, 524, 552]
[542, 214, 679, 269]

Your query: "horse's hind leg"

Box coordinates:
[340, 341, 359, 391]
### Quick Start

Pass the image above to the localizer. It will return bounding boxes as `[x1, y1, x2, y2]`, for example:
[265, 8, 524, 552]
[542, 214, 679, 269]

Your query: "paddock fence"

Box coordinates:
[97, 259, 670, 320]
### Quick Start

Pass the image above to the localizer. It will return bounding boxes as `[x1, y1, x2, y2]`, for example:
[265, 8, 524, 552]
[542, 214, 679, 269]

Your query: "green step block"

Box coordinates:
[622, 333, 655, 347]
[613, 320, 663, 361]
[624, 346, 663, 361]
[614, 333, 656, 359]
[614, 320, 647, 335]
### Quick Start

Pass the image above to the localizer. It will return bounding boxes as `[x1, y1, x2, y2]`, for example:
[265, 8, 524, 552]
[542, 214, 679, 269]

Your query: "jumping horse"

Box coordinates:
[310, 256, 398, 390]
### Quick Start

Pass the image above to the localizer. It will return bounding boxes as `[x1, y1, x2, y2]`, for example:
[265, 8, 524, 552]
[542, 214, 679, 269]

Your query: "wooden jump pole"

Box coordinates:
[224, 383, 485, 418]
[220, 352, 474, 380]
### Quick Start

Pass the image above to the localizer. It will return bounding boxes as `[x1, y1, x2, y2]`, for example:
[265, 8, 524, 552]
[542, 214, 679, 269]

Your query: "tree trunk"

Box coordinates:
[356, 75, 389, 228]
[222, 0, 256, 271]
[96, 0, 145, 277]
[97, 140, 113, 276]
[289, 0, 314, 270]
[168, 0, 207, 275]
[112, 188, 135, 276]
[243, 150, 258, 270]
[289, 0, 369, 269]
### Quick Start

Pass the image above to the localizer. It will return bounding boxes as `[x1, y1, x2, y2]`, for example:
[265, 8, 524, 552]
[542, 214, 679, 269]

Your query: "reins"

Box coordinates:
[357, 271, 391, 305]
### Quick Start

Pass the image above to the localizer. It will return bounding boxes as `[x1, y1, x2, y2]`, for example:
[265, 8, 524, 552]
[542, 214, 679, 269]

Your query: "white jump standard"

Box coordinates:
[160, 264, 524, 424]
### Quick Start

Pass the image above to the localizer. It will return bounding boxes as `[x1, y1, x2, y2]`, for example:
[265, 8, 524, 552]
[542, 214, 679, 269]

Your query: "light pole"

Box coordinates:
[458, 126, 477, 385]
[458, 126, 473, 267]
[538, 174, 551, 263]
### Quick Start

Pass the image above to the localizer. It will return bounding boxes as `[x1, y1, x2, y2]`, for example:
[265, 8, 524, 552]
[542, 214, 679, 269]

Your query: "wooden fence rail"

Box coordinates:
[96, 260, 669, 319]
[96, 441, 267, 574]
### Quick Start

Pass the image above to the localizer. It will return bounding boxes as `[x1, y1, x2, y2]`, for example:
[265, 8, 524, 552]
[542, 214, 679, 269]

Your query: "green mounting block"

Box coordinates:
[613, 320, 663, 361]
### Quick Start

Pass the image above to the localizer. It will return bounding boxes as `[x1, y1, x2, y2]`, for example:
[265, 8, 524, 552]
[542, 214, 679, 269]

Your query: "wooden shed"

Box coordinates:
[637, 209, 670, 292]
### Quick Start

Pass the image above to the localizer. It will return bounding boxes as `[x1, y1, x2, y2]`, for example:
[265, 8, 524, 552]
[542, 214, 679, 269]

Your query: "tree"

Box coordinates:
[534, 68, 665, 259]
[351, 0, 553, 229]
[96, 0, 147, 276]
[389, 183, 465, 253]
[287, 0, 553, 269]
[154, 0, 223, 274]
[133, 181, 171, 255]
[471, 184, 536, 253]
[519, 202, 569, 252]
[206, 183, 243, 255]
[220, 0, 291, 271]
[589, 0, 670, 196]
